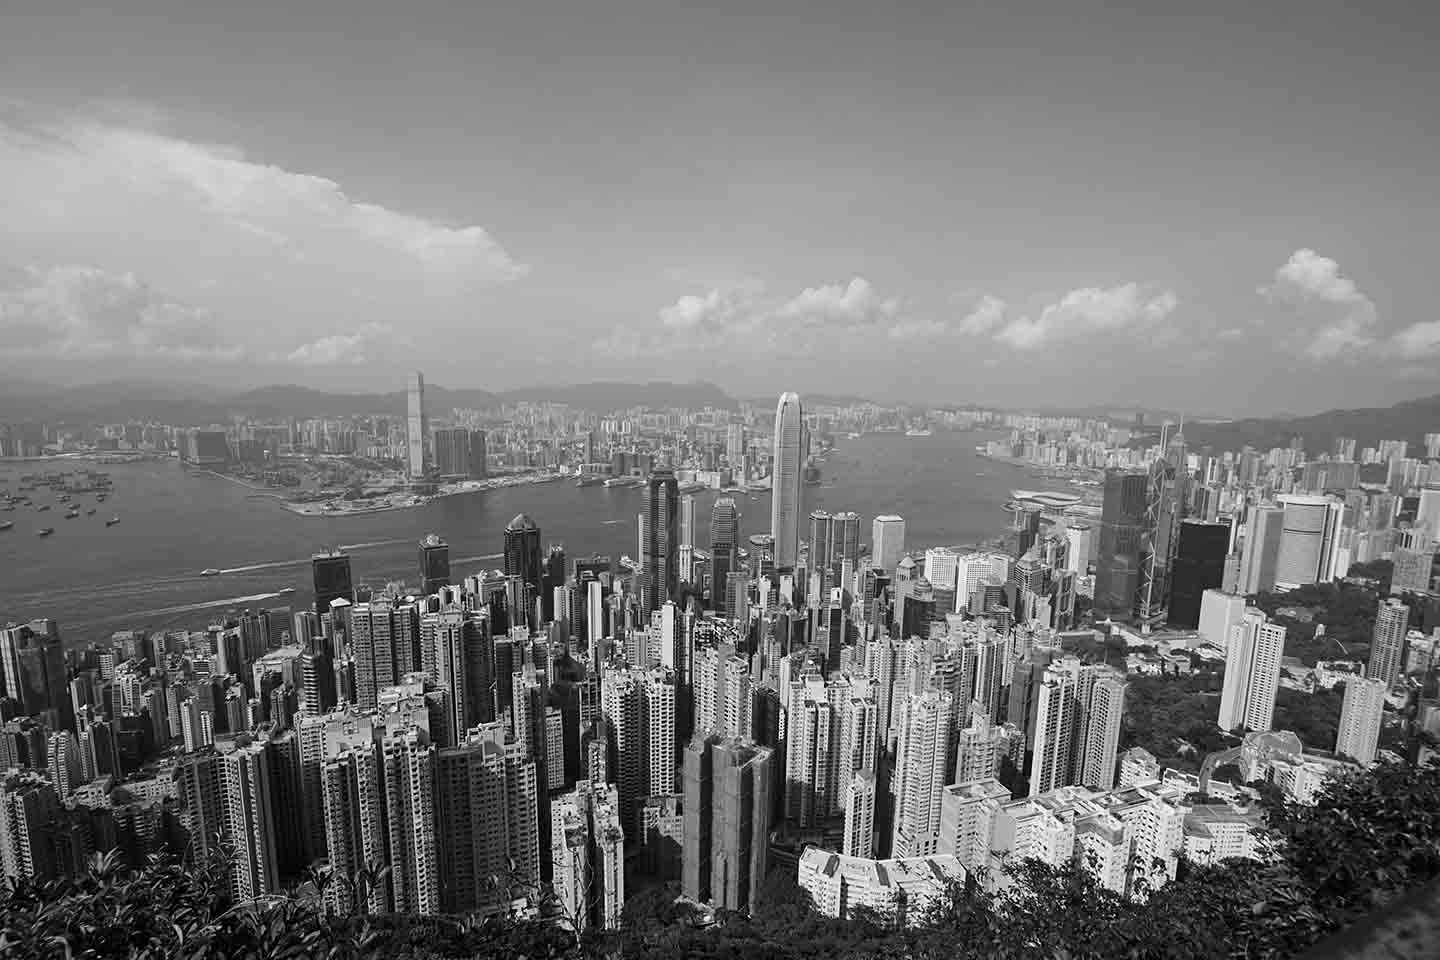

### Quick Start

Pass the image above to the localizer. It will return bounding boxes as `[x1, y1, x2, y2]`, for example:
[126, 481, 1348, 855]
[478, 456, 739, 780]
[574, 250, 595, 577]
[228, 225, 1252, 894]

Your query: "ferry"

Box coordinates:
[37, 504, 50, 512]
[904, 428, 934, 437]
[847, 432, 862, 440]
[106, 517, 121, 526]
[65, 508, 80, 519]
[201, 568, 222, 577]
[603, 476, 641, 488]
[0, 520, 12, 531]
[86, 508, 96, 515]
[36, 527, 54, 537]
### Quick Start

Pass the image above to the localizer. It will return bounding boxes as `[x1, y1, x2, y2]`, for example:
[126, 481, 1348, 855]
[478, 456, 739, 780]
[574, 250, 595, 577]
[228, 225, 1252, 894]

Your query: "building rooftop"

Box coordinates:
[506, 513, 539, 531]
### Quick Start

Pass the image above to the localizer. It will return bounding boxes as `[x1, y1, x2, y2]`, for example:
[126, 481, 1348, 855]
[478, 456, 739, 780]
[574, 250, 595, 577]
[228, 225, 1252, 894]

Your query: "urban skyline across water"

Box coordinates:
[1, 428, 1041, 637]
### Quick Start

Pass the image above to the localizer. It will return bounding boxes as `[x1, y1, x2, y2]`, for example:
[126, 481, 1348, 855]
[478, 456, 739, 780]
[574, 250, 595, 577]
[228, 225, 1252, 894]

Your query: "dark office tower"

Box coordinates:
[709, 498, 740, 609]
[682, 734, 773, 913]
[418, 534, 451, 597]
[432, 428, 469, 479]
[311, 551, 354, 620]
[0, 620, 71, 732]
[808, 510, 833, 587]
[1008, 507, 1042, 559]
[901, 578, 937, 639]
[831, 511, 861, 574]
[1092, 470, 1150, 621]
[1167, 520, 1233, 628]
[542, 545, 566, 624]
[642, 468, 680, 613]
[504, 514, 543, 627]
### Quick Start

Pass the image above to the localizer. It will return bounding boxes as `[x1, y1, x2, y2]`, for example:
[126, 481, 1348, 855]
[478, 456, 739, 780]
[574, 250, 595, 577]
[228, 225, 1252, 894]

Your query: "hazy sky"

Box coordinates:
[1, 1, 1437, 415]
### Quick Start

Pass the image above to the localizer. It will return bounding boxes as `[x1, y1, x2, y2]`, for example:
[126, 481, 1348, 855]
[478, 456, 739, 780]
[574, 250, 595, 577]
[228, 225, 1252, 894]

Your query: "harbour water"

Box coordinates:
[0, 430, 1055, 644]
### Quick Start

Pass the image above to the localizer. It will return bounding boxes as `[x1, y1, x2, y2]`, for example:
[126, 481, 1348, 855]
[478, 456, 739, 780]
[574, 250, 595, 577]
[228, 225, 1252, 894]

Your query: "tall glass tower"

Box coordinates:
[643, 468, 680, 613]
[770, 392, 804, 571]
[407, 371, 428, 480]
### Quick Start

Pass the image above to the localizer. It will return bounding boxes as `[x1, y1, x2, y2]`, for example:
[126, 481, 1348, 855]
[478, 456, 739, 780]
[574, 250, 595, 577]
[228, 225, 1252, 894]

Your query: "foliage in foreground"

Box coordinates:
[4, 759, 1440, 959]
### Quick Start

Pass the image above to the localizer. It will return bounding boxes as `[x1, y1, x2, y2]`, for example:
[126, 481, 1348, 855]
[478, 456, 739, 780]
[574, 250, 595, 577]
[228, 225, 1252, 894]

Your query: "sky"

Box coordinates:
[0, 0, 1437, 416]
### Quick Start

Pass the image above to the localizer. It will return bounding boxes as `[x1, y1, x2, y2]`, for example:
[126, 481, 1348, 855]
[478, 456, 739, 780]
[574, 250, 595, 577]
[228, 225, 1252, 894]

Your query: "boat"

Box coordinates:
[904, 428, 933, 437]
[847, 432, 862, 440]
[277, 587, 296, 595]
[37, 504, 50, 512]
[96, 494, 107, 502]
[86, 508, 96, 515]
[201, 568, 222, 577]
[106, 517, 121, 526]
[65, 508, 80, 519]
[603, 476, 641, 488]
[36, 527, 54, 537]
[0, 520, 12, 531]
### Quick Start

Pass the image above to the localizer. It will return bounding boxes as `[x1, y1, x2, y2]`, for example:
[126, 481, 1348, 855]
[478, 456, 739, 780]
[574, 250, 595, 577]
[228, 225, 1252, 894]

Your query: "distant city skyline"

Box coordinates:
[1, 2, 1438, 414]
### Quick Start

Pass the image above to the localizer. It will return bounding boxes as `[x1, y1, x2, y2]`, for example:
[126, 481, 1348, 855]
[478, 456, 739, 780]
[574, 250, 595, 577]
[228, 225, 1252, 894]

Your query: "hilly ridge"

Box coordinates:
[1183, 392, 1440, 453]
[0, 379, 738, 424]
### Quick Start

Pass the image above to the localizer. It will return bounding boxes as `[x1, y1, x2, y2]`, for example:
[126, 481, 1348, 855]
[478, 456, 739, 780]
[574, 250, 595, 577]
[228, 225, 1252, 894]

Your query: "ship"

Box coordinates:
[65, 508, 80, 519]
[86, 508, 96, 515]
[603, 476, 641, 488]
[904, 428, 933, 437]
[106, 517, 121, 526]
[37, 527, 54, 537]
[0, 520, 12, 531]
[201, 568, 222, 577]
[847, 432, 862, 440]
[575, 475, 605, 488]
[37, 504, 50, 512]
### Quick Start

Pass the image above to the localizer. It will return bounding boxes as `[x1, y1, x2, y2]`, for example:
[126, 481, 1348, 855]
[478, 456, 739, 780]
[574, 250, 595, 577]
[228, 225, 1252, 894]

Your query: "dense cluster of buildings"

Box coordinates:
[3, 393, 1439, 930]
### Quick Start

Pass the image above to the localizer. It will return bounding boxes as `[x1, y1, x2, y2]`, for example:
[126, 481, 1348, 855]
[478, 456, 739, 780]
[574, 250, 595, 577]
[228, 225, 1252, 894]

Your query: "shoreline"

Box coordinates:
[278, 473, 569, 518]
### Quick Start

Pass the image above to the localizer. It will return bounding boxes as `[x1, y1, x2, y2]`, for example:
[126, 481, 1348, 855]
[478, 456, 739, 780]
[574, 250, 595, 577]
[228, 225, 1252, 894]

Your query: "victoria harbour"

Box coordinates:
[1, 429, 1044, 640]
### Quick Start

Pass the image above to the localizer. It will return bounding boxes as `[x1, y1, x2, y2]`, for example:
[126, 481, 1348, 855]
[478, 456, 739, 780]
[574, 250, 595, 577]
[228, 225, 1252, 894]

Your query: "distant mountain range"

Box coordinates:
[0, 378, 740, 424]
[1183, 393, 1440, 453]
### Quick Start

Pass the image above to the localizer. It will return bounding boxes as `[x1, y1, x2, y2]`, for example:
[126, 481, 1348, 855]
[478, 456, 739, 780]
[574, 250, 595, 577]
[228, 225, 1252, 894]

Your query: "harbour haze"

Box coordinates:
[1, 429, 1048, 642]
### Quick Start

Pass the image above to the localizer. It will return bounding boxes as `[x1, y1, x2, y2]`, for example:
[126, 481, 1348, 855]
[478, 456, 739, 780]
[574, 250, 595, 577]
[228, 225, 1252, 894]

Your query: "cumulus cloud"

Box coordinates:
[0, 265, 241, 360]
[889, 294, 1007, 341]
[1259, 249, 1377, 359]
[0, 111, 526, 375]
[287, 322, 393, 366]
[1385, 320, 1440, 359]
[605, 276, 903, 358]
[993, 284, 1178, 350]
[776, 277, 899, 327]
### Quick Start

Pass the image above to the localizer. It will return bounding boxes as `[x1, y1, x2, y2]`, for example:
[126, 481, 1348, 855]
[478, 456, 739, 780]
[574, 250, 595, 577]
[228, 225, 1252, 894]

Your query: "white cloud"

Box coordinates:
[776, 277, 899, 327]
[993, 283, 1178, 350]
[889, 294, 1007, 341]
[0, 112, 526, 375]
[1385, 320, 1440, 359]
[608, 276, 903, 358]
[1259, 249, 1377, 359]
[287, 322, 392, 366]
[0, 265, 241, 360]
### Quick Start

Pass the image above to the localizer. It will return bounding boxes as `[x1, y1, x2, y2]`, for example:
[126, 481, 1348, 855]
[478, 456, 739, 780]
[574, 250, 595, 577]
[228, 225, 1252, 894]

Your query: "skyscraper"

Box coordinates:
[872, 515, 906, 574]
[219, 740, 280, 901]
[1029, 664, 1077, 796]
[1335, 676, 1386, 765]
[1368, 598, 1410, 687]
[1274, 495, 1345, 588]
[682, 734, 773, 912]
[1092, 470, 1149, 620]
[709, 497, 740, 608]
[890, 689, 954, 858]
[1218, 609, 1285, 733]
[1077, 666, 1127, 790]
[642, 468, 679, 613]
[504, 514, 543, 626]
[770, 392, 804, 570]
[808, 509, 833, 587]
[1168, 520, 1232, 628]
[406, 371, 428, 479]
[551, 778, 625, 930]
[1240, 504, 1284, 595]
[679, 494, 697, 550]
[311, 551, 354, 620]
[418, 534, 450, 596]
[0, 620, 70, 731]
